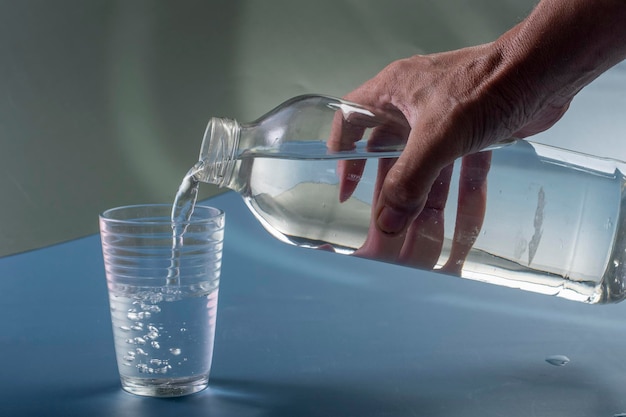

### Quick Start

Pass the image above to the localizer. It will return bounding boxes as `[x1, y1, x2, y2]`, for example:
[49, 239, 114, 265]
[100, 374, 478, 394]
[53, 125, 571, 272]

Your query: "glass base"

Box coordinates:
[120, 375, 209, 397]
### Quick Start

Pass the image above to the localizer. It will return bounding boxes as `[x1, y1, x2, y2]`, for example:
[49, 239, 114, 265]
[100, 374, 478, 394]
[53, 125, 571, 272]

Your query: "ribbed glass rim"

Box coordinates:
[99, 204, 224, 226]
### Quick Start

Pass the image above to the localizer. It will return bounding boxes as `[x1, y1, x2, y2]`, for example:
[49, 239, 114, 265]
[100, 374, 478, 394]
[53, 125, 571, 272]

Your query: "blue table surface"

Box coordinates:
[3, 191, 626, 417]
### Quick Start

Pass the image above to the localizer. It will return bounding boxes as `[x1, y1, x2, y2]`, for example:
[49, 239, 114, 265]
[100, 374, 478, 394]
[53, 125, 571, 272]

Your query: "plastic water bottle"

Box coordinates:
[192, 94, 626, 304]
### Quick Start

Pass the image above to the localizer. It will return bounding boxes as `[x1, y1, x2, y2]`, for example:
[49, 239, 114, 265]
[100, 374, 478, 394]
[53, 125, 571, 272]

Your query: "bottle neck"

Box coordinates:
[196, 117, 240, 188]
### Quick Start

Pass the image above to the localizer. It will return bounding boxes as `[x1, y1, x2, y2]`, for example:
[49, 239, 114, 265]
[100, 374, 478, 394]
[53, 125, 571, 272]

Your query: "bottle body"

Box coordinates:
[196, 95, 626, 304]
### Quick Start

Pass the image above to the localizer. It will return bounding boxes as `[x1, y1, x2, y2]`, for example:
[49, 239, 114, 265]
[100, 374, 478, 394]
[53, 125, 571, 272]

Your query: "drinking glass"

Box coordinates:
[99, 204, 224, 397]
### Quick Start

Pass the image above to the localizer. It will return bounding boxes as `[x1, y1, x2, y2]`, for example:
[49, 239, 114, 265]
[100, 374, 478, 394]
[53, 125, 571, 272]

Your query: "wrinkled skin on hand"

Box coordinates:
[345, 46, 572, 228]
[327, 0, 626, 271]
[328, 48, 568, 271]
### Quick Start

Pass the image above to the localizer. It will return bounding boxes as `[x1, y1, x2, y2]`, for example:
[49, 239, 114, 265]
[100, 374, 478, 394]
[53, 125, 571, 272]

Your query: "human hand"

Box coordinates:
[344, 44, 570, 238]
[327, 94, 494, 271]
[328, 0, 626, 269]
[328, 45, 569, 268]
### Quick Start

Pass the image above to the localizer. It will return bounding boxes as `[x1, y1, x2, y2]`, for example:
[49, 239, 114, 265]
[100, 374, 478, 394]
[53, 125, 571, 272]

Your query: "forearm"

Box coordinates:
[496, 0, 626, 103]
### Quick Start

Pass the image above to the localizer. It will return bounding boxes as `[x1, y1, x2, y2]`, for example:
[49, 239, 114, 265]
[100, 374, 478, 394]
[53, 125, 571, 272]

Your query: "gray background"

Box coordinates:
[1, 0, 624, 257]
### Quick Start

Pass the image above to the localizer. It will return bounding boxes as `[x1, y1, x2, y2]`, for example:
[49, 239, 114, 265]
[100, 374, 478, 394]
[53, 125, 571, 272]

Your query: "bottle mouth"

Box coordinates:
[196, 117, 239, 187]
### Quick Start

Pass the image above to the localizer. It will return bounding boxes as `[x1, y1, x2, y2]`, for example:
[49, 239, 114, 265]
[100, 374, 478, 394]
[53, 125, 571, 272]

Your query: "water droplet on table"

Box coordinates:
[545, 355, 570, 366]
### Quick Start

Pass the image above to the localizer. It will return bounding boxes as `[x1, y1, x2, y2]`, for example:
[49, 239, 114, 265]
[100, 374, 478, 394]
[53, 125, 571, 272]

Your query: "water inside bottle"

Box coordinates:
[234, 140, 626, 304]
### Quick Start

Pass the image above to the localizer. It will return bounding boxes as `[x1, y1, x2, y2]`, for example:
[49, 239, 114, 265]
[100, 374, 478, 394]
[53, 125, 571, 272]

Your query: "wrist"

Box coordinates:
[495, 0, 626, 103]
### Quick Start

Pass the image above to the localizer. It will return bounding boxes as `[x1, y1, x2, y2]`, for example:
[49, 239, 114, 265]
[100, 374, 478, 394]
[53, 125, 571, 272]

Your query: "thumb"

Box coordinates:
[375, 134, 456, 236]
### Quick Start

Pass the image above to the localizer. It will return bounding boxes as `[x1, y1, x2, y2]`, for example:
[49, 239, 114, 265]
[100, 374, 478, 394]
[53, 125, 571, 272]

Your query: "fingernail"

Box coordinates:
[376, 206, 408, 235]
